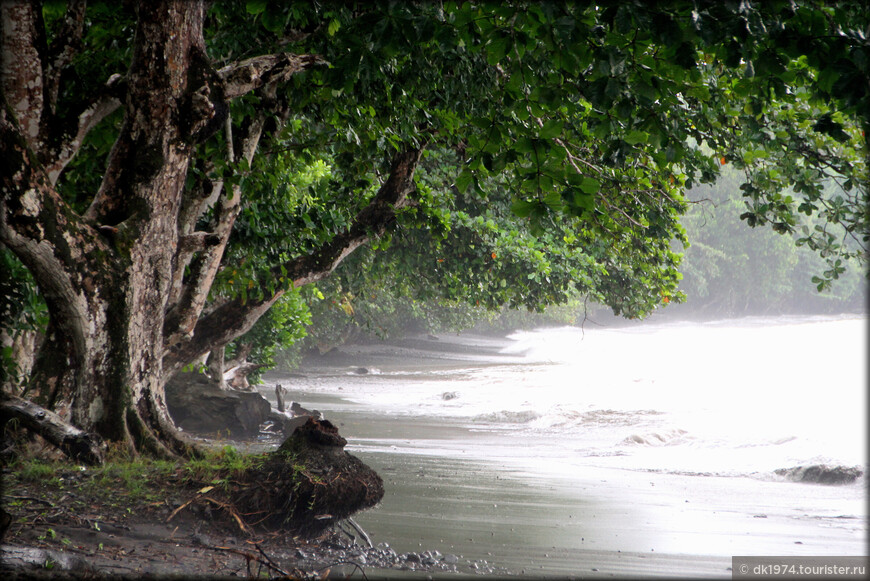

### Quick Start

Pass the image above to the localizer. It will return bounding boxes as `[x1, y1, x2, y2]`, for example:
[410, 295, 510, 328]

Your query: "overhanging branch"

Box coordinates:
[161, 147, 423, 377]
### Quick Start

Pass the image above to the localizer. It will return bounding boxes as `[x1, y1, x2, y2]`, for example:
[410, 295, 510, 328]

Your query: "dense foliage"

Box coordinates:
[1, 1, 866, 446]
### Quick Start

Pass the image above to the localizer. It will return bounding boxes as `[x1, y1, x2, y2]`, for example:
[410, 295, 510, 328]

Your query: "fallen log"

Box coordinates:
[0, 393, 105, 466]
[0, 544, 98, 575]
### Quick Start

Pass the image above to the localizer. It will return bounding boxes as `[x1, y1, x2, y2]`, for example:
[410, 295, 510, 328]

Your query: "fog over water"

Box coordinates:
[263, 314, 866, 575]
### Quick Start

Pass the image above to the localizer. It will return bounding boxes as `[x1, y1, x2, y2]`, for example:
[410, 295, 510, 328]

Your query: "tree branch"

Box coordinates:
[161, 147, 424, 377]
[218, 52, 327, 100]
[164, 108, 269, 347]
[41, 73, 125, 185]
[42, 0, 87, 114]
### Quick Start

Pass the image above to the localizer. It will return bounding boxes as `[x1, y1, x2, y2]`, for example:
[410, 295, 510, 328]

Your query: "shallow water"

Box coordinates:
[261, 315, 867, 577]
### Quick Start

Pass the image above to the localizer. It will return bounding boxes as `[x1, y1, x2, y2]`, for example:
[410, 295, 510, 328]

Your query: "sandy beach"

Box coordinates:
[261, 323, 867, 578]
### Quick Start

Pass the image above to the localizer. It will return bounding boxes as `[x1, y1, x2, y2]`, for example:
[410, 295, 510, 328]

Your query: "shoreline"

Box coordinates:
[259, 322, 866, 577]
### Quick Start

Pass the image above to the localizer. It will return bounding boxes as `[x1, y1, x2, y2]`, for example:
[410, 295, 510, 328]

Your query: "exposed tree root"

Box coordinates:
[228, 419, 384, 537]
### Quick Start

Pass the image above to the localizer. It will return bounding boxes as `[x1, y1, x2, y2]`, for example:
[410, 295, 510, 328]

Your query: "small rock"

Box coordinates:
[443, 554, 459, 564]
[775, 464, 863, 485]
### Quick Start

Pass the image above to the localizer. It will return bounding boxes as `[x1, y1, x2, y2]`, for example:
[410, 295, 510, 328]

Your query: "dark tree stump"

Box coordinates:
[230, 418, 384, 536]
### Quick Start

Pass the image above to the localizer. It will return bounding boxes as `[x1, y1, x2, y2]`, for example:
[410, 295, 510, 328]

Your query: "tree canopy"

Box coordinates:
[0, 0, 866, 456]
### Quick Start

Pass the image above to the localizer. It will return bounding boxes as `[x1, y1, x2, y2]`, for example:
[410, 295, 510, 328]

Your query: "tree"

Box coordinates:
[1, 1, 866, 459]
[675, 167, 866, 317]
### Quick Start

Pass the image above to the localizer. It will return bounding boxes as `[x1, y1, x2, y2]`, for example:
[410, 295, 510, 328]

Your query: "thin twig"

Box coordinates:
[208, 545, 289, 577]
[254, 542, 290, 576]
[346, 517, 373, 548]
[321, 559, 369, 580]
[4, 495, 55, 507]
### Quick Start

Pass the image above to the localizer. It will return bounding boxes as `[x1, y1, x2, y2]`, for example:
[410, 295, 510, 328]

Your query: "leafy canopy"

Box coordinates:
[23, 1, 868, 354]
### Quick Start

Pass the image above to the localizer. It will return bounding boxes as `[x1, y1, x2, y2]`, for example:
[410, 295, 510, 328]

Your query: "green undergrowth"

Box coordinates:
[183, 445, 272, 490]
[5, 445, 280, 502]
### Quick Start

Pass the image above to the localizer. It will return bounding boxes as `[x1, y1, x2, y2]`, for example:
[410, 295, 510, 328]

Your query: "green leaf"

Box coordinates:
[455, 169, 474, 193]
[510, 199, 536, 218]
[579, 177, 600, 194]
[261, 8, 285, 34]
[573, 191, 594, 210]
[623, 130, 649, 146]
[540, 119, 564, 139]
[543, 190, 563, 210]
[245, 0, 267, 15]
[514, 137, 536, 155]
[487, 35, 512, 66]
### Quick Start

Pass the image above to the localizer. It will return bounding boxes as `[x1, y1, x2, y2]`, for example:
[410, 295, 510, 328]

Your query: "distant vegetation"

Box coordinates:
[671, 169, 866, 319]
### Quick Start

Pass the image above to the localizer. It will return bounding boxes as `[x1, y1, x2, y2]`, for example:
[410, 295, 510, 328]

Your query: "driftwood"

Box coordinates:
[0, 393, 105, 465]
[275, 384, 286, 413]
[225, 361, 268, 390]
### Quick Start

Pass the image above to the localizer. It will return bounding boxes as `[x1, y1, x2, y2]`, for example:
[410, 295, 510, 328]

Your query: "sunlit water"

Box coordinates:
[274, 315, 866, 483]
[259, 315, 866, 572]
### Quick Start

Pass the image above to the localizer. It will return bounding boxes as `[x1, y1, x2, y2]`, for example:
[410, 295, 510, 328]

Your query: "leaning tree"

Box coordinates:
[1, 1, 866, 462]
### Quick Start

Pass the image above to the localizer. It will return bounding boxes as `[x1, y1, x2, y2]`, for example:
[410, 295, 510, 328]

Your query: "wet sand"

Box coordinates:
[260, 333, 866, 578]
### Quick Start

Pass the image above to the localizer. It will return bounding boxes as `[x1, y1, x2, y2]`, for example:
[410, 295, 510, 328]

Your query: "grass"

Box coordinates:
[183, 445, 270, 488]
[87, 458, 177, 499]
[15, 458, 64, 485]
[6, 445, 269, 501]
[8, 446, 280, 499]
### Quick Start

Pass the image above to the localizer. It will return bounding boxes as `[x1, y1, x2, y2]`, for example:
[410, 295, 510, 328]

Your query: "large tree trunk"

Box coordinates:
[1, 0, 207, 458]
[1, 0, 419, 459]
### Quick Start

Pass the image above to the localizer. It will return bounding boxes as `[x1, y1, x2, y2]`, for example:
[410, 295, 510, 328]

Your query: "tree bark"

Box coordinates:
[2, 0, 209, 458]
